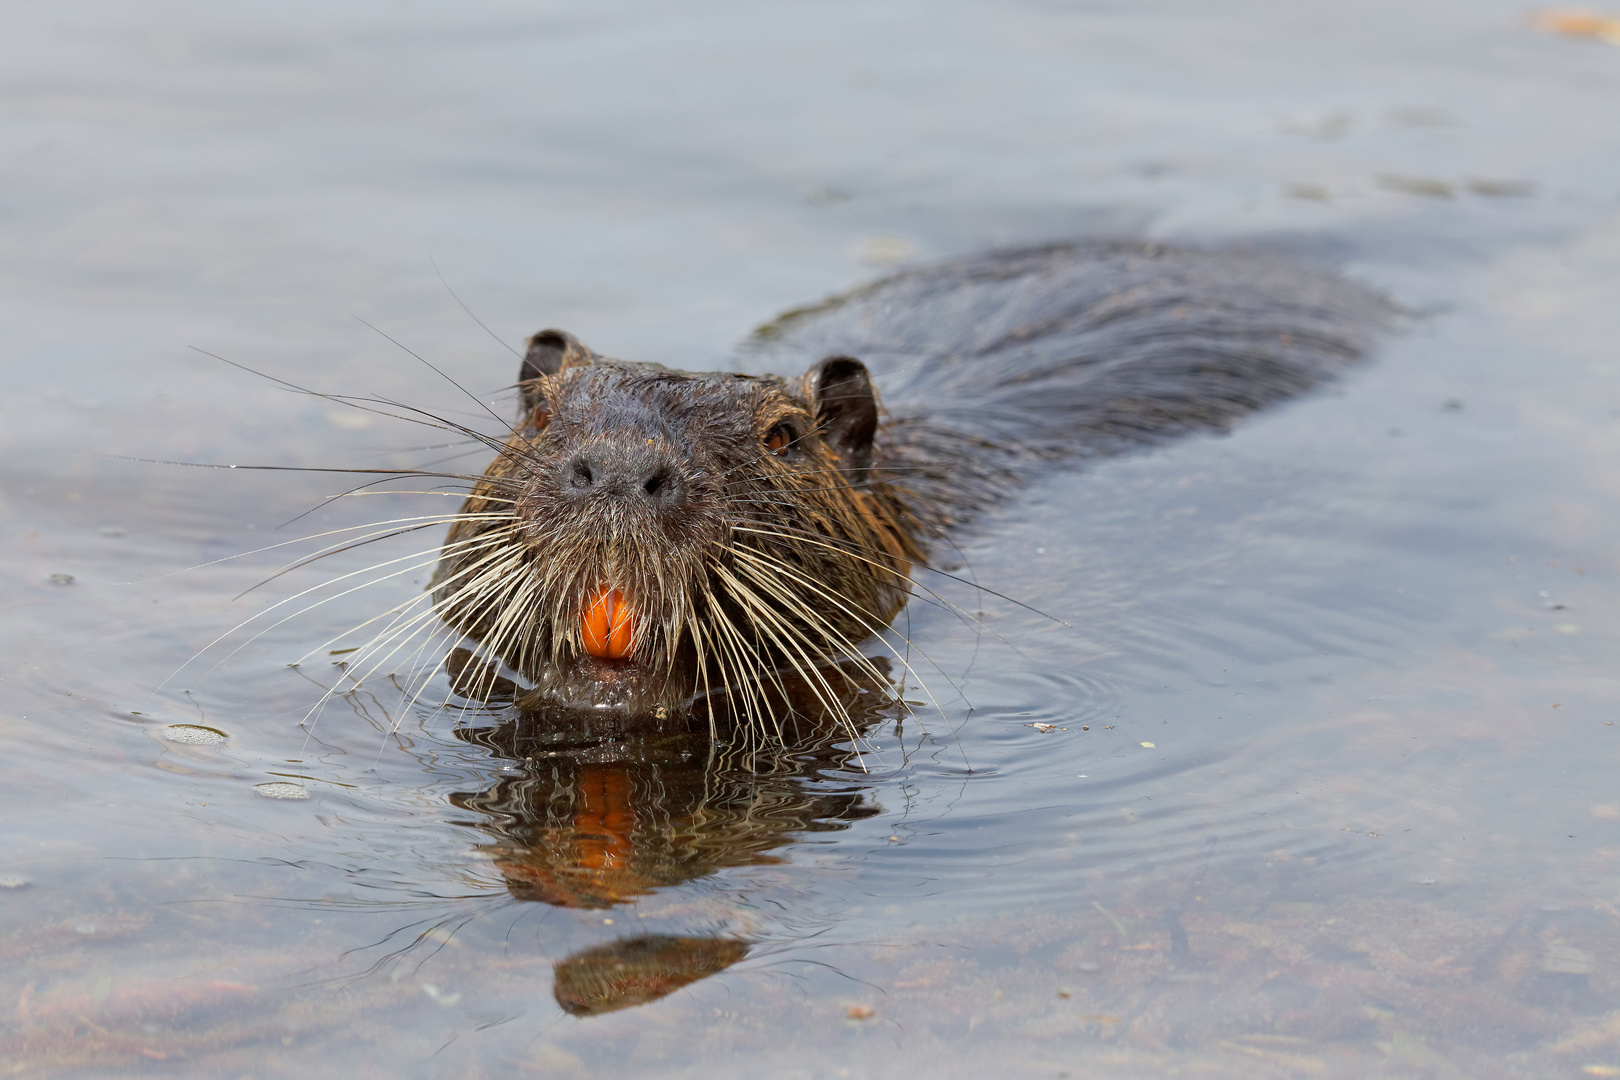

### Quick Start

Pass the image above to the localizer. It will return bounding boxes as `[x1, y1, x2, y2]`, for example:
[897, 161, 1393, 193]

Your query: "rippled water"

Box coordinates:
[6, 1, 1620, 1076]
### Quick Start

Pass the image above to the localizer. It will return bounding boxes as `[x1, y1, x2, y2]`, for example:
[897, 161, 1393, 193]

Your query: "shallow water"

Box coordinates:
[5, 0, 1620, 1076]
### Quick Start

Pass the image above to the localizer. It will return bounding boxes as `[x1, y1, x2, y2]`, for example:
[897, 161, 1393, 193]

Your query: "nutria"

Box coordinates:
[448, 662, 889, 909]
[430, 242, 1387, 736]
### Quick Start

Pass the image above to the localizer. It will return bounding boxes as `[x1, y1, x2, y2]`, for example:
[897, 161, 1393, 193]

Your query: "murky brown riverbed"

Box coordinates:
[5, 1, 1620, 1076]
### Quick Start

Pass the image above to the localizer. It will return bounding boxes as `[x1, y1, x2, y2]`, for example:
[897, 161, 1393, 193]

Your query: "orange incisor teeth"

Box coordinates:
[581, 586, 635, 659]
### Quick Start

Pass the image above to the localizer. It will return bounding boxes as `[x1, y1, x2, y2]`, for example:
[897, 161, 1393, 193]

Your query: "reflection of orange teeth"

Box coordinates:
[581, 586, 635, 659]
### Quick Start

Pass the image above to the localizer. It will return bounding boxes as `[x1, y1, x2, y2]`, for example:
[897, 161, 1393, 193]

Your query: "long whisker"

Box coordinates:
[237, 514, 512, 599]
[734, 520, 1065, 627]
[732, 523, 1029, 659]
[732, 546, 962, 737]
[351, 315, 511, 432]
[429, 256, 523, 360]
[187, 346, 517, 460]
[118, 510, 507, 586]
[709, 564, 866, 758]
[160, 529, 507, 691]
[292, 535, 522, 667]
[106, 455, 517, 488]
[300, 538, 533, 732]
[271, 469, 510, 530]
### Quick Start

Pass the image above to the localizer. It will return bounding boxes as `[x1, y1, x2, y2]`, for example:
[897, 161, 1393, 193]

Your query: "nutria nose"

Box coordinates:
[562, 446, 688, 511]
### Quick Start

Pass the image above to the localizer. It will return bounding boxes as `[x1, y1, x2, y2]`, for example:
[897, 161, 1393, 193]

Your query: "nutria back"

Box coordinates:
[746, 242, 1389, 536]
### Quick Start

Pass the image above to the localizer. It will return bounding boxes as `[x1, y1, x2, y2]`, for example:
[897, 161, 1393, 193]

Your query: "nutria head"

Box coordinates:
[431, 330, 919, 731]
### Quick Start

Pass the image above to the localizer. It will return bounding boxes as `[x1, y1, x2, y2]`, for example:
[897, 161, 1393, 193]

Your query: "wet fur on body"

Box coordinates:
[430, 242, 1389, 735]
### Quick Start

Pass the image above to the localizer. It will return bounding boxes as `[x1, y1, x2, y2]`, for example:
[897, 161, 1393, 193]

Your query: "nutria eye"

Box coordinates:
[764, 423, 795, 457]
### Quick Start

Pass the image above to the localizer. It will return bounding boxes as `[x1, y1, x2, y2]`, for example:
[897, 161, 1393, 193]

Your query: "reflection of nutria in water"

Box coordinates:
[447, 654, 893, 909]
[551, 936, 753, 1017]
[447, 660, 896, 1013]
[427, 243, 1387, 737]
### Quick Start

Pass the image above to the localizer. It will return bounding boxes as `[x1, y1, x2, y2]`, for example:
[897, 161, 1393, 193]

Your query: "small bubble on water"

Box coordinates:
[0, 876, 30, 889]
[254, 782, 309, 800]
[162, 724, 227, 745]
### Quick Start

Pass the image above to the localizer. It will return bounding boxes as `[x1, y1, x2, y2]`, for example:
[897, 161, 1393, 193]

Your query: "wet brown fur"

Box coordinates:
[430, 243, 1389, 735]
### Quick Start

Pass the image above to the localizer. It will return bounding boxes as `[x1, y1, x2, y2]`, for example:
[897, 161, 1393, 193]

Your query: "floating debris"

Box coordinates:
[161, 725, 227, 746]
[47, 573, 74, 586]
[1284, 182, 1332, 202]
[253, 782, 309, 800]
[1468, 178, 1537, 197]
[1377, 174, 1455, 199]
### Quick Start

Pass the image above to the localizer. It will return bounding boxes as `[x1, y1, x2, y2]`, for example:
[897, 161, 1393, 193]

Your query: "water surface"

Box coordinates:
[5, 1, 1620, 1076]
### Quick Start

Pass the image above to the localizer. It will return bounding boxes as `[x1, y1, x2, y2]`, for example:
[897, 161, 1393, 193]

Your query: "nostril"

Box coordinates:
[563, 449, 684, 506]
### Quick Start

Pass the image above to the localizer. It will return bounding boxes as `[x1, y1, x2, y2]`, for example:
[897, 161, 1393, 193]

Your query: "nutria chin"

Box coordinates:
[430, 242, 1388, 734]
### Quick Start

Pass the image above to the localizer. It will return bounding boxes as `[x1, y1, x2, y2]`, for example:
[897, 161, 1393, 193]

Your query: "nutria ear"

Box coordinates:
[519, 330, 593, 414]
[806, 355, 878, 477]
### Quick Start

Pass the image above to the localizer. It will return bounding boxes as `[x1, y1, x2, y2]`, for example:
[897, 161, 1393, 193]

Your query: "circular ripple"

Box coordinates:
[956, 662, 1126, 729]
